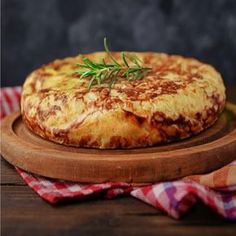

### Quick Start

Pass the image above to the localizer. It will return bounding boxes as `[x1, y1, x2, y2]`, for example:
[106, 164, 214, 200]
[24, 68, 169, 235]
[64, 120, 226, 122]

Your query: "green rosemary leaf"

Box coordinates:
[122, 52, 129, 68]
[88, 76, 97, 90]
[128, 54, 142, 68]
[76, 38, 152, 90]
[109, 71, 119, 90]
[102, 58, 107, 66]
[132, 54, 143, 64]
[79, 71, 94, 79]
[76, 63, 91, 69]
[81, 57, 96, 68]
[104, 37, 121, 67]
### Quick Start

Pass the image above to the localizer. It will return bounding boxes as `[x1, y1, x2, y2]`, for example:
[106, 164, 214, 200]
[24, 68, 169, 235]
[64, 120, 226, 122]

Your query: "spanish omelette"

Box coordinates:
[21, 52, 226, 149]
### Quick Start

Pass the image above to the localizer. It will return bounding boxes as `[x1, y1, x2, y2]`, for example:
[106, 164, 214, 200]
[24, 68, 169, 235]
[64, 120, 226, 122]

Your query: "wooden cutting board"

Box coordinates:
[1, 103, 236, 183]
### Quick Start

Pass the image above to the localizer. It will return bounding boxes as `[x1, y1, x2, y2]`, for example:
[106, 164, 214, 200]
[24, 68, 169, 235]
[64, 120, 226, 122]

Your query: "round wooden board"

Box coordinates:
[1, 103, 236, 183]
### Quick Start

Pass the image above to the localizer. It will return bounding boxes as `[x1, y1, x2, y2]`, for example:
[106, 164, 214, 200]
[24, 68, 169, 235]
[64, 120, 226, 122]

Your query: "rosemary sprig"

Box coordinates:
[76, 38, 152, 90]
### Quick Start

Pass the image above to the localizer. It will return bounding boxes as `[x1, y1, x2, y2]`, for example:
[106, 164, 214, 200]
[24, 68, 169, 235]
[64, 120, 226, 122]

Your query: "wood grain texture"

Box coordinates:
[1, 158, 236, 236]
[1, 103, 236, 183]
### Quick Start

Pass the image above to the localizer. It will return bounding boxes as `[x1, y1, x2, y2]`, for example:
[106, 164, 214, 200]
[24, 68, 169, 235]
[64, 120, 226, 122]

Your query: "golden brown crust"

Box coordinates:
[21, 52, 226, 149]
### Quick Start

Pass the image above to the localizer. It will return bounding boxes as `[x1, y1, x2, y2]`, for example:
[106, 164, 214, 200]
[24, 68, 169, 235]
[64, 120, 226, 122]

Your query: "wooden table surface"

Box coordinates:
[1, 87, 236, 236]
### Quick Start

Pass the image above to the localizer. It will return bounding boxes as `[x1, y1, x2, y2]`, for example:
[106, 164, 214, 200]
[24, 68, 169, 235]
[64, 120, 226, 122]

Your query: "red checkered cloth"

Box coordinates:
[1, 87, 236, 220]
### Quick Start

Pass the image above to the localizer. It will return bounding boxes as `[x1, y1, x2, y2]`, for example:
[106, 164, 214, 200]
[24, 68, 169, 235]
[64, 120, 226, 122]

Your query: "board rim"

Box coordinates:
[1, 103, 236, 183]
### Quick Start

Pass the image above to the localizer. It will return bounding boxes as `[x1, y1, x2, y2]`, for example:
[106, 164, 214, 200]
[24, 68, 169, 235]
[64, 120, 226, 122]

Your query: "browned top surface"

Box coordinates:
[23, 52, 221, 101]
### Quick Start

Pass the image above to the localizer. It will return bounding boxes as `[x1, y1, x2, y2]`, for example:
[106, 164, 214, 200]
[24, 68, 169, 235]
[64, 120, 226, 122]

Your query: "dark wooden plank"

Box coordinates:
[1, 159, 236, 236]
[1, 185, 236, 236]
[1, 158, 26, 185]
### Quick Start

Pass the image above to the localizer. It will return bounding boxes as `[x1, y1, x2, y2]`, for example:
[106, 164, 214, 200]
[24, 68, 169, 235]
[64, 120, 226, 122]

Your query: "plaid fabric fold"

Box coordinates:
[131, 180, 236, 219]
[16, 167, 133, 203]
[1, 86, 236, 220]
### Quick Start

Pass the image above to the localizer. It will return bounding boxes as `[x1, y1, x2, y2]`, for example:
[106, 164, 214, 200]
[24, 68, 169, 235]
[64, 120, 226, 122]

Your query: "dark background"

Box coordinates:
[2, 0, 236, 87]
